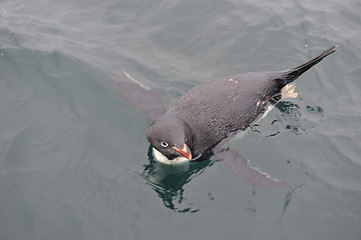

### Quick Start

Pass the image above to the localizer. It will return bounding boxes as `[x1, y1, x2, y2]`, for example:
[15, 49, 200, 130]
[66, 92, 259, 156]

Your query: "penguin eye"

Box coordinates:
[160, 141, 169, 148]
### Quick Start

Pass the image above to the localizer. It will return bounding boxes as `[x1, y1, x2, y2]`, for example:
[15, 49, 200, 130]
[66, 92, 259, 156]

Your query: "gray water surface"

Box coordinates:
[0, 0, 360, 239]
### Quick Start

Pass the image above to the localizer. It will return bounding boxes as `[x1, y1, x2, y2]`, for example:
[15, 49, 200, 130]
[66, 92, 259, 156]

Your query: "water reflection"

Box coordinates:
[142, 146, 213, 213]
[276, 101, 300, 115]
[273, 101, 324, 135]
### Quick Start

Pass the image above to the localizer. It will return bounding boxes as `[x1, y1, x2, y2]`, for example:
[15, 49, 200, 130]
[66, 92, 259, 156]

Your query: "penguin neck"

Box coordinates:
[152, 147, 190, 164]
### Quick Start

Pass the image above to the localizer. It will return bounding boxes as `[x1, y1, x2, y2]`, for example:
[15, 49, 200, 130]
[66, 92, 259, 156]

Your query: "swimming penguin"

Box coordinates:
[114, 46, 336, 188]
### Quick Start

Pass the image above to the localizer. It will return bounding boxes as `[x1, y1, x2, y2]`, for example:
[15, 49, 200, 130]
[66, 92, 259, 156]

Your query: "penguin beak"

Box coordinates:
[173, 144, 192, 160]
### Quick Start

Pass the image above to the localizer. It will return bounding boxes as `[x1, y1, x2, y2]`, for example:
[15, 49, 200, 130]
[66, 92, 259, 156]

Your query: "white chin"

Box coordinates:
[152, 148, 190, 165]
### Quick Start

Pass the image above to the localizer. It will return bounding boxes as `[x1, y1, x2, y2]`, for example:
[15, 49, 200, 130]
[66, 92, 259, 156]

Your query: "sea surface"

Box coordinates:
[0, 0, 360, 239]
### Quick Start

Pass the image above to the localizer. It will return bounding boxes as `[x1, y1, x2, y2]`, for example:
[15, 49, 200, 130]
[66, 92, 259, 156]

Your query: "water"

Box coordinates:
[0, 0, 360, 239]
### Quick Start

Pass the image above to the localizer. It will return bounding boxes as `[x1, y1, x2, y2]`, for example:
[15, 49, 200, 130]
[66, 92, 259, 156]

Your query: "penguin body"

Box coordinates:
[169, 71, 282, 158]
[114, 47, 336, 188]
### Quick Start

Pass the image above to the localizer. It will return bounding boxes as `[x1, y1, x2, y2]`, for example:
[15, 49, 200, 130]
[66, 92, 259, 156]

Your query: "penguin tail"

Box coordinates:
[279, 46, 336, 86]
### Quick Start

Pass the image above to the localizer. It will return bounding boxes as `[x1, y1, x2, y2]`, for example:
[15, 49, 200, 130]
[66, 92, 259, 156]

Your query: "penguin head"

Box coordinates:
[146, 114, 193, 162]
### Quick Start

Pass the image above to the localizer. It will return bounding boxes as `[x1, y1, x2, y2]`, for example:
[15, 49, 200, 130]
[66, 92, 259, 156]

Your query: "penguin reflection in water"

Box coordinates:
[115, 47, 335, 189]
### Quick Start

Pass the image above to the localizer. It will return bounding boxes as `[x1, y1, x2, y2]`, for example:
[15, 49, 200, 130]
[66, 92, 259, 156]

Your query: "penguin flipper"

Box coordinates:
[214, 148, 286, 189]
[114, 69, 167, 121]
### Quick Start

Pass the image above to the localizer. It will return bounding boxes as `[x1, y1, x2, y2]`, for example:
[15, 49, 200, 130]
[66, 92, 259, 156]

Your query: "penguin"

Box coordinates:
[114, 46, 336, 188]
